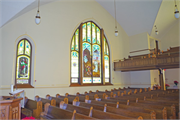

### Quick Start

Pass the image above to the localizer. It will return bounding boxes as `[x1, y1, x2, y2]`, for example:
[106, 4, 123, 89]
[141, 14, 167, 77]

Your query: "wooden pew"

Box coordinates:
[68, 93, 129, 105]
[109, 90, 179, 113]
[63, 93, 91, 102]
[55, 94, 78, 104]
[84, 99, 169, 119]
[87, 93, 176, 119]
[40, 103, 95, 119]
[46, 94, 68, 106]
[60, 93, 168, 119]
[93, 89, 179, 107]
[95, 89, 178, 105]
[35, 95, 56, 110]
[97, 94, 176, 119]
[85, 89, 178, 110]
[60, 101, 136, 119]
[71, 100, 152, 119]
[110, 93, 179, 106]
[23, 97, 42, 119]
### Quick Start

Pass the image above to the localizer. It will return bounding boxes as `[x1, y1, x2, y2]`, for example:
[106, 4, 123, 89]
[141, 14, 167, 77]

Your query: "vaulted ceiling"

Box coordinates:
[0, 0, 179, 38]
[96, 0, 162, 36]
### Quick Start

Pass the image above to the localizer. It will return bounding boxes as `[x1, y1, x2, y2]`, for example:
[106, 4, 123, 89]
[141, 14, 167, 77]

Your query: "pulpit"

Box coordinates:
[0, 96, 23, 119]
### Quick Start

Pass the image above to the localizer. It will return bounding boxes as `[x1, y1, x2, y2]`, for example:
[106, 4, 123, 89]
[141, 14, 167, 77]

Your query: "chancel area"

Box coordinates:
[0, 0, 179, 119]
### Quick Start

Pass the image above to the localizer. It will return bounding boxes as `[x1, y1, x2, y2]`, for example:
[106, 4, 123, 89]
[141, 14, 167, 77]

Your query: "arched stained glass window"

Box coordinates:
[104, 37, 110, 83]
[16, 39, 32, 85]
[70, 21, 111, 86]
[71, 29, 79, 83]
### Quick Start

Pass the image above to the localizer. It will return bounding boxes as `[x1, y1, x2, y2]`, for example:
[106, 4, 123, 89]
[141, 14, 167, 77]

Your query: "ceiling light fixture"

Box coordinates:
[174, 0, 179, 19]
[154, 25, 158, 35]
[35, 0, 41, 25]
[114, 0, 118, 37]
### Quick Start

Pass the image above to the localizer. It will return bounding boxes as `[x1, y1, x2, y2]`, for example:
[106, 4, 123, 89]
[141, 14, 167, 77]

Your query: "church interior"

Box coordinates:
[0, 0, 179, 119]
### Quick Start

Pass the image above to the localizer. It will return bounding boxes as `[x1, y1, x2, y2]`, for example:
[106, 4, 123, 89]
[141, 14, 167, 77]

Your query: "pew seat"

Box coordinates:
[40, 103, 96, 119]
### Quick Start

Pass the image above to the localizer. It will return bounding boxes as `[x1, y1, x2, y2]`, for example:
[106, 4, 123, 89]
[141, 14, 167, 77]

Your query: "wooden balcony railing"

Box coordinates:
[114, 47, 179, 72]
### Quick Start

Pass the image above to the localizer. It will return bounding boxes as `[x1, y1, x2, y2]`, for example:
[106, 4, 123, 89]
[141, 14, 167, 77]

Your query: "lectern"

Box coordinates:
[0, 96, 23, 119]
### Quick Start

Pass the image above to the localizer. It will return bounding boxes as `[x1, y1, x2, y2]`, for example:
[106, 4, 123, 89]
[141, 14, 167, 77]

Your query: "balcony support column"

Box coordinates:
[158, 68, 165, 90]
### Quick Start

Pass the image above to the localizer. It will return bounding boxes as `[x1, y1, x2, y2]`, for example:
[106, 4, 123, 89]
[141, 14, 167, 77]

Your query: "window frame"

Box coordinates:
[15, 38, 34, 88]
[70, 21, 112, 86]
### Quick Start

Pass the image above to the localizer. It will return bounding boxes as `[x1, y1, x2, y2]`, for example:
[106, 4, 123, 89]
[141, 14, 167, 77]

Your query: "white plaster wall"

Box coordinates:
[150, 70, 159, 87]
[0, 28, 2, 95]
[148, 21, 179, 89]
[129, 70, 151, 88]
[128, 32, 151, 88]
[0, 0, 2, 96]
[160, 20, 179, 51]
[159, 19, 179, 89]
[1, 0, 130, 99]
[165, 68, 180, 89]
[129, 32, 149, 56]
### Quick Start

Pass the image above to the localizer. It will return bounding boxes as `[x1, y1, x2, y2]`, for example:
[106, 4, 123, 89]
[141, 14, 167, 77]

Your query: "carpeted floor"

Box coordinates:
[21, 113, 35, 119]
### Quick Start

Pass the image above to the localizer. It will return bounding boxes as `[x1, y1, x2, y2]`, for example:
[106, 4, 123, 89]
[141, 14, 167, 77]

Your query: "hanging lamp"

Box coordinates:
[114, 0, 118, 37]
[154, 25, 158, 35]
[35, 0, 41, 25]
[174, 0, 179, 19]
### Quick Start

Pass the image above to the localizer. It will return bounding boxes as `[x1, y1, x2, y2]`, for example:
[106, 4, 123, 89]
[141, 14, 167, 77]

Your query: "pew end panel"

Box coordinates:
[50, 99, 56, 106]
[56, 94, 60, 98]
[33, 101, 42, 119]
[24, 97, 43, 119]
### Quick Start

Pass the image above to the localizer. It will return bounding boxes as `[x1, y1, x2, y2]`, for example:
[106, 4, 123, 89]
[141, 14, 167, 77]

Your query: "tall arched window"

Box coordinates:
[70, 21, 111, 86]
[15, 38, 33, 87]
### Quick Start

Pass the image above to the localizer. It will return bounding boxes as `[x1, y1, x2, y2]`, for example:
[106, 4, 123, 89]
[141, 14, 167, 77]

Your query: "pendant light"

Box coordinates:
[174, 0, 179, 19]
[114, 0, 118, 37]
[35, 0, 41, 25]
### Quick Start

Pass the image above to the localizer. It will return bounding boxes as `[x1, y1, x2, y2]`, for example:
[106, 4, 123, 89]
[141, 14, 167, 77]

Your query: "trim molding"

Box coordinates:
[0, 83, 153, 90]
[113, 83, 152, 85]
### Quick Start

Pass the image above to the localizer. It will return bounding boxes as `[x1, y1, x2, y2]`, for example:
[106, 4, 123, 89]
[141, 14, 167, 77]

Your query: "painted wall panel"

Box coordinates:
[165, 68, 180, 89]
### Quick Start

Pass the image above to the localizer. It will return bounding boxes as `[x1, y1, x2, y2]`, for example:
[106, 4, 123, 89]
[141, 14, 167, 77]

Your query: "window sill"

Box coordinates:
[70, 83, 113, 87]
[14, 84, 34, 88]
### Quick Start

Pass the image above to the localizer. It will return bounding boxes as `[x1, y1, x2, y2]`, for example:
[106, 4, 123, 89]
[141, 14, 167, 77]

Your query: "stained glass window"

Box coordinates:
[104, 38, 110, 83]
[70, 21, 110, 85]
[82, 22, 102, 84]
[16, 39, 32, 85]
[83, 43, 92, 78]
[92, 23, 96, 44]
[71, 52, 79, 77]
[97, 28, 100, 45]
[71, 37, 75, 50]
[83, 23, 86, 42]
[104, 38, 106, 55]
[18, 40, 24, 55]
[25, 40, 31, 56]
[87, 22, 91, 43]
[71, 29, 79, 83]
[92, 45, 101, 83]
[106, 43, 109, 55]
[75, 29, 79, 51]
[83, 78, 92, 83]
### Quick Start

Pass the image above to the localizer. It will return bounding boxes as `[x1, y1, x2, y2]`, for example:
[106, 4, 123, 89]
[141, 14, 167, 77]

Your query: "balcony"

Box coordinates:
[114, 47, 179, 72]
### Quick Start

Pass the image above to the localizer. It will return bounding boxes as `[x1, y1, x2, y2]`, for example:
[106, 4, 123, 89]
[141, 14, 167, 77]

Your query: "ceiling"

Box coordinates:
[0, 0, 179, 38]
[96, 0, 162, 36]
[0, 0, 56, 28]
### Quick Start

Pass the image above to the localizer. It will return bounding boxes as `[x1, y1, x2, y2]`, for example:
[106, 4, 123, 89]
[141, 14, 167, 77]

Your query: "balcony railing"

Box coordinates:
[114, 47, 179, 72]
